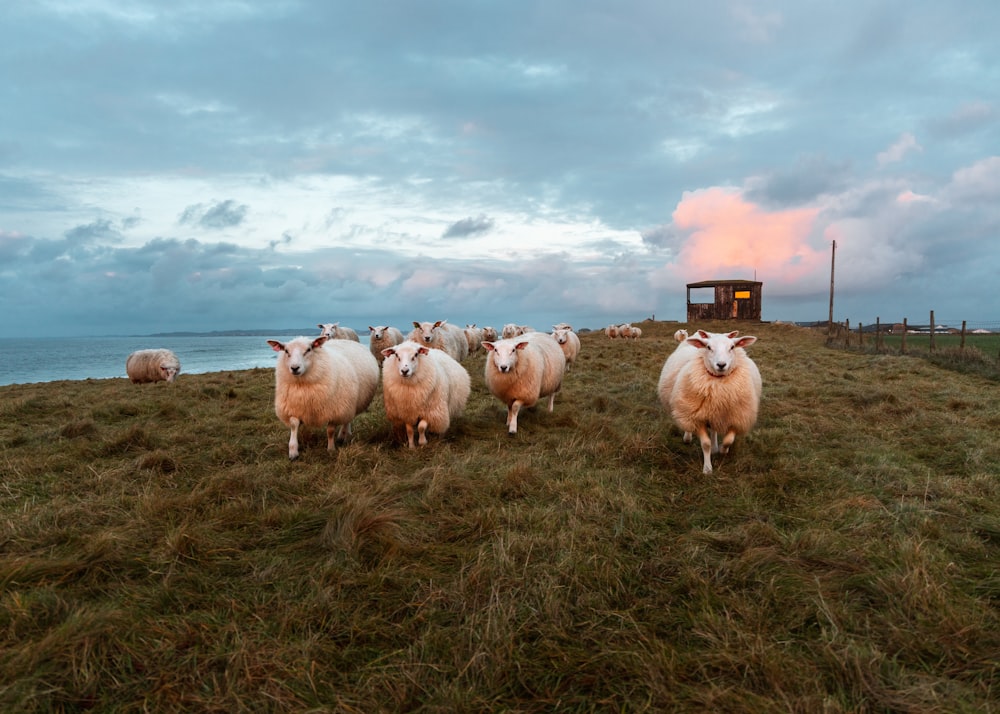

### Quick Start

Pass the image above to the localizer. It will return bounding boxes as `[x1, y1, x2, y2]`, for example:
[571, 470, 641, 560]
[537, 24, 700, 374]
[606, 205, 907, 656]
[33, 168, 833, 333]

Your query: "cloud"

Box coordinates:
[178, 200, 249, 229]
[876, 133, 922, 167]
[442, 214, 495, 239]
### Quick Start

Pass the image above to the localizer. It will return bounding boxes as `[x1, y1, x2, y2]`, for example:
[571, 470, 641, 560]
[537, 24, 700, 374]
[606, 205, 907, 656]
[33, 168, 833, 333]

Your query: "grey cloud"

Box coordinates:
[442, 214, 495, 239]
[65, 218, 122, 244]
[745, 156, 853, 207]
[179, 200, 248, 229]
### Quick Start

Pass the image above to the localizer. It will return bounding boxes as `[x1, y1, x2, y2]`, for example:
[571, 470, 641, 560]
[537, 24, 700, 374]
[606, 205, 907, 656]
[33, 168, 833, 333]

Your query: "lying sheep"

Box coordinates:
[267, 335, 379, 460]
[126, 349, 181, 383]
[483, 332, 566, 435]
[368, 325, 405, 365]
[318, 322, 361, 342]
[380, 340, 471, 448]
[666, 330, 762, 474]
[408, 320, 469, 362]
[464, 324, 485, 355]
[551, 326, 581, 370]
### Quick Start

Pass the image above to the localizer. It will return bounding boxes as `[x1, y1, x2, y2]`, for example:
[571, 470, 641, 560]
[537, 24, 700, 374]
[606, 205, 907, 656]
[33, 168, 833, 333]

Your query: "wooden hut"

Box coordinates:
[686, 279, 762, 322]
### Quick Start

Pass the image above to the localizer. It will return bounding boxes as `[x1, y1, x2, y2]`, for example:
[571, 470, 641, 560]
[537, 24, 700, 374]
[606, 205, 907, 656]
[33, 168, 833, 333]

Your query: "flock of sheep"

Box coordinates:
[125, 321, 761, 473]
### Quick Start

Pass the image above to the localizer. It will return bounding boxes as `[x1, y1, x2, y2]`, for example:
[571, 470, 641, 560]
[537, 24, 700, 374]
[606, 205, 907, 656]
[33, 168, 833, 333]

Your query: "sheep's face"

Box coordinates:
[412, 321, 437, 344]
[688, 331, 757, 377]
[270, 337, 326, 377]
[384, 342, 427, 379]
[318, 323, 338, 339]
[552, 328, 570, 345]
[370, 326, 386, 340]
[484, 339, 527, 374]
[160, 364, 179, 382]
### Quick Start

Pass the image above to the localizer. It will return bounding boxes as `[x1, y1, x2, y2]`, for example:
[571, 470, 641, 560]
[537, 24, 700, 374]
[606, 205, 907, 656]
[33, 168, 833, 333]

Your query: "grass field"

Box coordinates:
[2, 320, 999, 712]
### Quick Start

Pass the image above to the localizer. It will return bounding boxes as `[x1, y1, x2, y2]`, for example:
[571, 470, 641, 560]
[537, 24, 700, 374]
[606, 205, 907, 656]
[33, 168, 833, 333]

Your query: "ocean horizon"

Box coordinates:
[0, 332, 372, 387]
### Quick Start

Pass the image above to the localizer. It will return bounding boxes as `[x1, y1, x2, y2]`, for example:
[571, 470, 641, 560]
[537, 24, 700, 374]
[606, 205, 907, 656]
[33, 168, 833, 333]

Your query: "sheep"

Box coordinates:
[380, 340, 471, 448]
[126, 349, 181, 383]
[550, 325, 581, 370]
[267, 335, 379, 460]
[501, 323, 522, 339]
[481, 326, 498, 343]
[482, 331, 566, 436]
[368, 325, 405, 365]
[657, 329, 726, 445]
[318, 322, 360, 342]
[605, 324, 619, 339]
[665, 330, 762, 474]
[673, 329, 689, 342]
[408, 320, 469, 362]
[464, 324, 485, 355]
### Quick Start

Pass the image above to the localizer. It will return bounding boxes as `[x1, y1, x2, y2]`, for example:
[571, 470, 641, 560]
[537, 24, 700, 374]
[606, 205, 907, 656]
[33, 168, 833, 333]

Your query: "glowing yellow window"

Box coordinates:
[734, 290, 751, 299]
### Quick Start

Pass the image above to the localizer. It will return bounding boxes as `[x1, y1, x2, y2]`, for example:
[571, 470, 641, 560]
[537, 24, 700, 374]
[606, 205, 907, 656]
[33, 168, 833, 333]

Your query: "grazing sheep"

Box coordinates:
[368, 325, 405, 365]
[126, 349, 181, 383]
[481, 326, 498, 343]
[483, 332, 566, 435]
[666, 330, 762, 474]
[550, 325, 581, 370]
[408, 320, 469, 362]
[318, 322, 360, 342]
[380, 340, 471, 448]
[464, 324, 485, 355]
[267, 336, 379, 460]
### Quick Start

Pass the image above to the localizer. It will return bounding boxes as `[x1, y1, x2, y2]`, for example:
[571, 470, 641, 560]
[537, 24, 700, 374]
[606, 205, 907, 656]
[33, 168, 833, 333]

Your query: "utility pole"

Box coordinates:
[827, 239, 836, 335]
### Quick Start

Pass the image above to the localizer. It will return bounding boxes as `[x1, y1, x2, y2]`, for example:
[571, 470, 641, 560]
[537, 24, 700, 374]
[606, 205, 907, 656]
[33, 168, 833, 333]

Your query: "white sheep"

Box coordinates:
[368, 325, 405, 365]
[481, 326, 498, 343]
[267, 335, 379, 460]
[464, 324, 485, 355]
[550, 326, 581, 370]
[657, 329, 728, 445]
[501, 323, 522, 339]
[317, 322, 361, 342]
[482, 332, 566, 435]
[665, 330, 762, 474]
[605, 324, 619, 339]
[380, 340, 471, 448]
[126, 349, 181, 383]
[408, 320, 469, 362]
[673, 329, 689, 343]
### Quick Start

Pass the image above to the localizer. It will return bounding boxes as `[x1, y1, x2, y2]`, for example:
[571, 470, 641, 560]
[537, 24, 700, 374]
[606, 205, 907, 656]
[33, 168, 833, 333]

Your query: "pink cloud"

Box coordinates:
[667, 187, 825, 285]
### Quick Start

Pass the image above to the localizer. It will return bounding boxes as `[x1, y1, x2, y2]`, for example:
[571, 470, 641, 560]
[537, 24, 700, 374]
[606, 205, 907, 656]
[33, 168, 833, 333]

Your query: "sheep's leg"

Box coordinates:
[507, 400, 523, 435]
[720, 430, 736, 455]
[695, 425, 714, 474]
[547, 393, 555, 412]
[711, 430, 720, 454]
[336, 422, 353, 443]
[405, 423, 417, 449]
[417, 419, 429, 446]
[682, 431, 693, 443]
[326, 424, 337, 452]
[288, 417, 301, 460]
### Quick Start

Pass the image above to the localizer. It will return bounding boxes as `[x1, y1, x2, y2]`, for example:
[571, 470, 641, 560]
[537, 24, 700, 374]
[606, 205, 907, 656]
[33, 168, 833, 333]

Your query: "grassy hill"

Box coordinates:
[2, 320, 998, 712]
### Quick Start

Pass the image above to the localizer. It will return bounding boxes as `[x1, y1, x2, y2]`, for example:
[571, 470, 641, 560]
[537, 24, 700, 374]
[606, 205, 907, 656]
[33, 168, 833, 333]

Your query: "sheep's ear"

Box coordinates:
[687, 337, 709, 349]
[312, 336, 328, 348]
[515, 341, 530, 350]
[482, 342, 496, 352]
[267, 340, 284, 352]
[413, 321, 421, 329]
[417, 346, 430, 356]
[381, 347, 396, 358]
[726, 330, 740, 338]
[735, 336, 757, 348]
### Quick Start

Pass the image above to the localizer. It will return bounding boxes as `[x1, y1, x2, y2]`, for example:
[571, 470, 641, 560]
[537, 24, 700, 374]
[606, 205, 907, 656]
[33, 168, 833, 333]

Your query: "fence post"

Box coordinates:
[858, 322, 864, 347]
[845, 318, 850, 348]
[901, 318, 907, 354]
[961, 320, 967, 351]
[876, 317, 882, 351]
[930, 310, 936, 352]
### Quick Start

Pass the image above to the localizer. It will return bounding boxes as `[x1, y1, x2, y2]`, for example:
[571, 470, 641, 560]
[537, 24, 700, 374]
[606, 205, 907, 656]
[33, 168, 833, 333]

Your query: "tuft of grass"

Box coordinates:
[1, 320, 999, 712]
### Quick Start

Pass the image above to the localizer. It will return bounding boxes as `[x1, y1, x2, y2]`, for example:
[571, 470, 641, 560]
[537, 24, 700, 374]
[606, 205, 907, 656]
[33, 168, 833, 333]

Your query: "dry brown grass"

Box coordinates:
[2, 320, 999, 712]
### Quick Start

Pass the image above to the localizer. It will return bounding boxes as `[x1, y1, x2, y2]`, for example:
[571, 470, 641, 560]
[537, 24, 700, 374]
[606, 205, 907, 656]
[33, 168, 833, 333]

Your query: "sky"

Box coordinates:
[2, 0, 999, 338]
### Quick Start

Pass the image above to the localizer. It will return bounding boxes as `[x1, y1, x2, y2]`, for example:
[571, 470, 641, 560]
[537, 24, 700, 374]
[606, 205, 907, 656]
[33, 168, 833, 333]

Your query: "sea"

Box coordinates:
[0, 333, 370, 387]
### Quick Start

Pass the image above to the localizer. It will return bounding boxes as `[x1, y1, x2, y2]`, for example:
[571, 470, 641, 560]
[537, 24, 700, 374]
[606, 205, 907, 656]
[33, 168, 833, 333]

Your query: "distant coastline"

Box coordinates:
[147, 328, 319, 337]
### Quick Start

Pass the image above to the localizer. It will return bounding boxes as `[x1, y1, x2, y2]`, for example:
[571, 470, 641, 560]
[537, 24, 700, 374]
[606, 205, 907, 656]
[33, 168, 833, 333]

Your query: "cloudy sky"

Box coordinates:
[2, 1, 999, 337]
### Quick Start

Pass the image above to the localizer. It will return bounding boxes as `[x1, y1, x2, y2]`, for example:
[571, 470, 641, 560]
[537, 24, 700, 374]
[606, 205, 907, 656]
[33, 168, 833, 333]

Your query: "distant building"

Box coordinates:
[686, 279, 762, 322]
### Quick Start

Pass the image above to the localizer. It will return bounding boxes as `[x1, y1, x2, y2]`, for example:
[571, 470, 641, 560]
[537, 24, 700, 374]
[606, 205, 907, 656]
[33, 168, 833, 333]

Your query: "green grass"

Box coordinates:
[2, 321, 999, 712]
